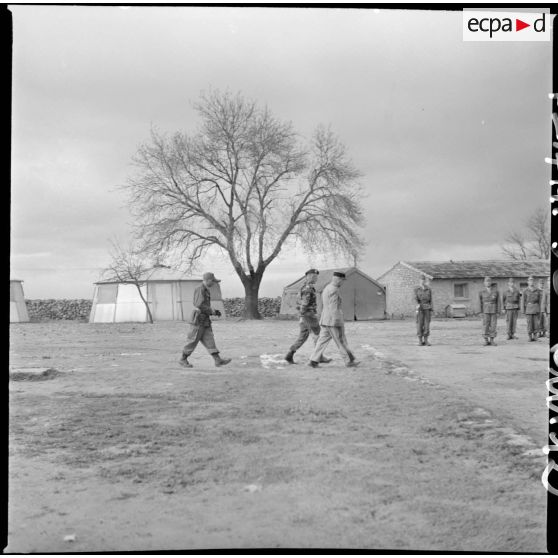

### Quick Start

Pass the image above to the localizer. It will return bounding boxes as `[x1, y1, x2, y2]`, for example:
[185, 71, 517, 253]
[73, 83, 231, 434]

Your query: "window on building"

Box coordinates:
[454, 282, 469, 299]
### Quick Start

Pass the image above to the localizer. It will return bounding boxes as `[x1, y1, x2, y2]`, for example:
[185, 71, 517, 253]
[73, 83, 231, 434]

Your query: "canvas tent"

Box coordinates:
[89, 267, 226, 323]
[280, 267, 386, 321]
[10, 279, 29, 323]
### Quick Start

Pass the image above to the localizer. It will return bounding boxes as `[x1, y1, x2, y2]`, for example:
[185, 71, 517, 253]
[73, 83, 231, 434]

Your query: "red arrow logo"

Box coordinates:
[516, 18, 530, 31]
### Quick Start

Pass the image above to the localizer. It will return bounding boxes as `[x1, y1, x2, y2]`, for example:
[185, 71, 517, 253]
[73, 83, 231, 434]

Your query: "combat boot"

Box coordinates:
[346, 360, 360, 368]
[308, 360, 319, 368]
[213, 353, 231, 367]
[179, 355, 193, 368]
[424, 336, 431, 346]
[418, 336, 424, 346]
[285, 351, 295, 364]
[319, 356, 332, 363]
[347, 351, 356, 363]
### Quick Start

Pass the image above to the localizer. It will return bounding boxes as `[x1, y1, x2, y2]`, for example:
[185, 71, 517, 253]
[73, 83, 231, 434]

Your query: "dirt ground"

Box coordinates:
[7, 317, 550, 552]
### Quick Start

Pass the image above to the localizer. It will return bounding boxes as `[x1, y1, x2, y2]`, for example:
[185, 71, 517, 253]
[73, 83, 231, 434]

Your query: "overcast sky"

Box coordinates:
[10, 6, 552, 299]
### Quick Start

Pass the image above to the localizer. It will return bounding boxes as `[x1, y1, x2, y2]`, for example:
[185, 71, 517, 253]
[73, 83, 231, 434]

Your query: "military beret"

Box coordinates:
[305, 268, 319, 275]
[333, 271, 346, 278]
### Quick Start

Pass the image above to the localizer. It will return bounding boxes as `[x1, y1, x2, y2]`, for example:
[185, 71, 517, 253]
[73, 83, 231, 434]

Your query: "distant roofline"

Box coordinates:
[284, 266, 385, 290]
[94, 278, 205, 285]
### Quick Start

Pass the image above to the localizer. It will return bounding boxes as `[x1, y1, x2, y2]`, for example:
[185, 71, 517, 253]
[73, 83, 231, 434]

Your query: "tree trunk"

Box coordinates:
[242, 275, 263, 319]
[135, 283, 154, 324]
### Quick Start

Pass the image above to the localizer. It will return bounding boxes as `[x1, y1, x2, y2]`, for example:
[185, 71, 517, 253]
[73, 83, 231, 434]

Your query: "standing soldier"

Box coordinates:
[502, 277, 521, 340]
[522, 276, 542, 342]
[479, 276, 500, 346]
[179, 272, 231, 368]
[538, 278, 549, 338]
[414, 274, 433, 346]
[309, 271, 358, 368]
[284, 269, 331, 365]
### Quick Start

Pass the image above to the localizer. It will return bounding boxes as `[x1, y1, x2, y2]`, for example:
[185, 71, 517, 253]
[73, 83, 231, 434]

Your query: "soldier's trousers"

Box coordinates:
[526, 314, 538, 335]
[310, 325, 352, 364]
[539, 313, 547, 334]
[290, 315, 320, 352]
[505, 309, 518, 337]
[182, 325, 219, 356]
[482, 313, 498, 339]
[416, 309, 431, 338]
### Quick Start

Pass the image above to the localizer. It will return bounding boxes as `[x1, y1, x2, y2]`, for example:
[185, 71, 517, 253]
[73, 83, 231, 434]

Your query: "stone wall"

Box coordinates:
[24, 297, 282, 321]
[25, 299, 92, 322]
[223, 297, 281, 318]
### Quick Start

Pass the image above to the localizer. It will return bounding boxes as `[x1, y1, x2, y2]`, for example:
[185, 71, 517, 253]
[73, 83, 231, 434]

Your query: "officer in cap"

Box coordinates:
[522, 276, 542, 342]
[479, 276, 500, 346]
[179, 272, 231, 368]
[414, 274, 433, 346]
[309, 271, 358, 368]
[285, 268, 331, 365]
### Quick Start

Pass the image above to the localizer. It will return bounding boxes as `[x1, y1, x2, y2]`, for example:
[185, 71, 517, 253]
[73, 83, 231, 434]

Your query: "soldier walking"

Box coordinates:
[284, 269, 331, 365]
[502, 277, 521, 340]
[179, 272, 231, 368]
[522, 276, 542, 342]
[309, 271, 358, 368]
[538, 278, 549, 338]
[479, 276, 500, 346]
[414, 275, 433, 346]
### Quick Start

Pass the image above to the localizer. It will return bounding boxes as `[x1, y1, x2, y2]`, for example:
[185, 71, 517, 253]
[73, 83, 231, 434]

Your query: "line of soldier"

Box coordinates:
[415, 274, 549, 347]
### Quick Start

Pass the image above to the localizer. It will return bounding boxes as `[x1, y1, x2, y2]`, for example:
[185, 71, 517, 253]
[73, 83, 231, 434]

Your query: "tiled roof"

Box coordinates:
[404, 260, 549, 279]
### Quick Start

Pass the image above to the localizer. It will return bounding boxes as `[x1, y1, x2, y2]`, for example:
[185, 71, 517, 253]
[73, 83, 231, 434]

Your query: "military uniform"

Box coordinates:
[182, 284, 219, 358]
[522, 286, 542, 341]
[289, 282, 321, 352]
[479, 286, 500, 344]
[539, 287, 549, 337]
[310, 275, 356, 367]
[502, 287, 521, 339]
[414, 285, 433, 345]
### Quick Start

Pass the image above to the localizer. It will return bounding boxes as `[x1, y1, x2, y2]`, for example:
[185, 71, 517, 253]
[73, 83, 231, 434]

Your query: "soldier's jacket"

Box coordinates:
[522, 287, 542, 315]
[538, 289, 550, 314]
[319, 283, 344, 327]
[297, 283, 318, 317]
[479, 288, 500, 314]
[414, 286, 433, 311]
[502, 288, 521, 310]
[191, 284, 213, 326]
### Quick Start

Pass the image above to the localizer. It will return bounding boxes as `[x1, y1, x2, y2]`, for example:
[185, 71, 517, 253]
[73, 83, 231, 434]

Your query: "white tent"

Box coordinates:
[10, 279, 29, 323]
[89, 267, 226, 323]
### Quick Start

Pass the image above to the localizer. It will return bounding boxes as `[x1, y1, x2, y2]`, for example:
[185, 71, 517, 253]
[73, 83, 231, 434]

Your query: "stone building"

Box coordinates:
[377, 260, 549, 318]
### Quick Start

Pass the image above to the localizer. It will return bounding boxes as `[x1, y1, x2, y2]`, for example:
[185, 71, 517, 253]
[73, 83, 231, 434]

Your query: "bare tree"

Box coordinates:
[102, 239, 154, 323]
[501, 207, 550, 260]
[124, 90, 365, 319]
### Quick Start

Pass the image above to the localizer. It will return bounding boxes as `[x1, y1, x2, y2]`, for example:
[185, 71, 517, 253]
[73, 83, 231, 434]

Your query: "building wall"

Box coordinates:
[377, 263, 423, 318]
[432, 276, 548, 316]
[378, 264, 548, 318]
